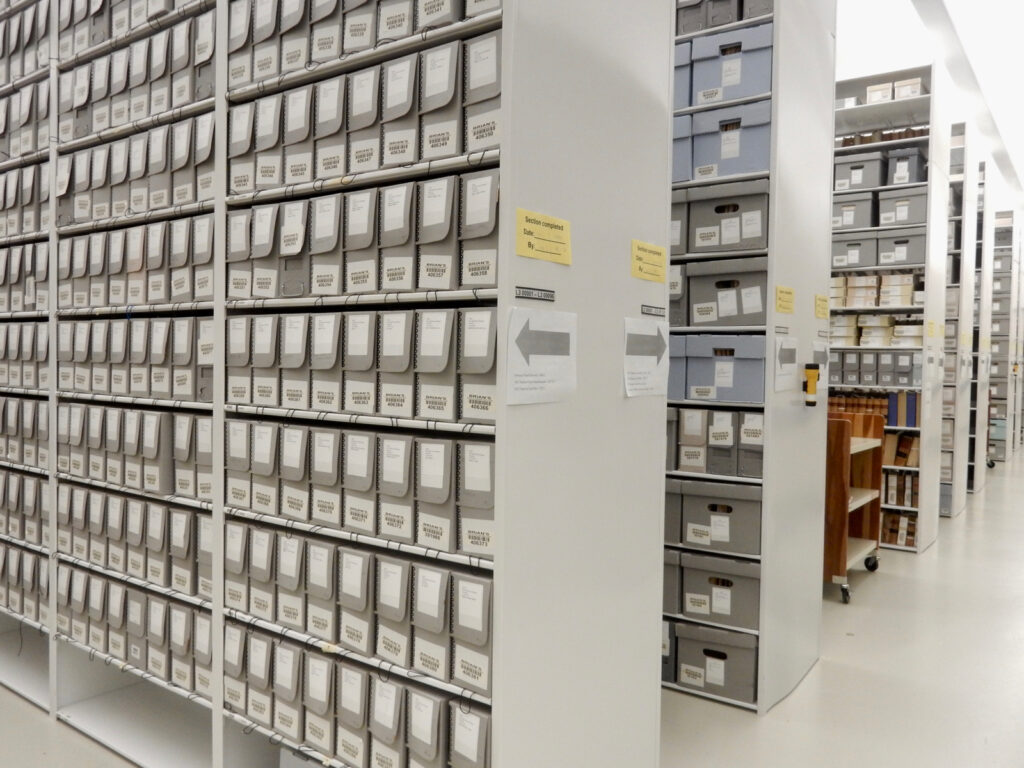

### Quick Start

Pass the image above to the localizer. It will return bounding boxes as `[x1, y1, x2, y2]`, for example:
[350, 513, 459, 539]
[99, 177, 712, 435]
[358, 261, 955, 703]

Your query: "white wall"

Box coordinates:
[836, 0, 933, 79]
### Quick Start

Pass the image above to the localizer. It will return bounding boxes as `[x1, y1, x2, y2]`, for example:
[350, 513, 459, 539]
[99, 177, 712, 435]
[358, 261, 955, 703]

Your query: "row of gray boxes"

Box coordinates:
[228, 0, 500, 87]
[673, 23, 772, 112]
[668, 336, 766, 404]
[55, 560, 211, 692]
[0, 321, 49, 389]
[226, 170, 498, 299]
[226, 308, 495, 424]
[671, 180, 769, 256]
[56, 214, 215, 308]
[0, 542, 48, 625]
[0, 0, 47, 79]
[56, 114, 215, 223]
[0, 395, 48, 470]
[669, 256, 768, 327]
[833, 148, 927, 191]
[54, 0, 189, 62]
[224, 419, 495, 559]
[676, 0, 772, 35]
[673, 98, 771, 184]
[0, 162, 49, 237]
[832, 187, 928, 231]
[831, 228, 927, 269]
[224, 518, 492, 695]
[667, 407, 763, 479]
[57, 316, 213, 401]
[0, 243, 50, 312]
[0, 80, 49, 161]
[0, 468, 47, 546]
[223, 619, 491, 768]
[828, 349, 924, 388]
[228, 31, 500, 190]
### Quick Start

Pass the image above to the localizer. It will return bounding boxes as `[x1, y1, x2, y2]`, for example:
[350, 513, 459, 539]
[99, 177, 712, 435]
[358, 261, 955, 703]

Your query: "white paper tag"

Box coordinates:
[694, 226, 720, 248]
[740, 286, 762, 316]
[464, 444, 492, 493]
[692, 302, 718, 324]
[685, 592, 710, 615]
[722, 57, 742, 87]
[718, 289, 738, 318]
[706, 657, 725, 687]
[741, 211, 762, 240]
[715, 361, 734, 389]
[710, 514, 731, 542]
[721, 130, 740, 160]
[687, 523, 712, 546]
[712, 586, 732, 615]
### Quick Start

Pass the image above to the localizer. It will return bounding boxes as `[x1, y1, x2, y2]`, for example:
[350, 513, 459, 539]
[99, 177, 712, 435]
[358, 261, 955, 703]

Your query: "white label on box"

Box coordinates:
[385, 59, 412, 110]
[692, 302, 718, 324]
[690, 385, 716, 400]
[741, 414, 765, 445]
[313, 196, 339, 240]
[687, 523, 712, 546]
[680, 663, 705, 688]
[419, 442, 445, 489]
[416, 569, 443, 618]
[350, 71, 375, 118]
[741, 211, 762, 240]
[464, 311, 492, 358]
[380, 313, 407, 358]
[842, 206, 855, 226]
[419, 312, 447, 357]
[346, 434, 370, 478]
[835, 179, 850, 191]
[894, 160, 909, 185]
[468, 35, 498, 91]
[466, 175, 493, 226]
[698, 87, 722, 105]
[880, 211, 896, 225]
[721, 217, 740, 246]
[685, 593, 710, 615]
[696, 164, 719, 180]
[706, 657, 725, 687]
[341, 553, 365, 599]
[709, 416, 734, 446]
[711, 586, 732, 615]
[718, 289, 738, 318]
[895, 245, 907, 261]
[851, 168, 863, 186]
[715, 361, 734, 389]
[722, 57, 742, 87]
[458, 581, 485, 632]
[348, 192, 371, 236]
[424, 47, 452, 99]
[671, 219, 682, 247]
[346, 314, 370, 357]
[464, 444, 492, 492]
[421, 180, 448, 227]
[381, 185, 407, 234]
[721, 130, 740, 160]
[379, 561, 404, 610]
[896, 201, 909, 222]
[670, 266, 684, 298]
[695, 226, 719, 248]
[313, 433, 335, 474]
[453, 710, 481, 762]
[710, 514, 731, 543]
[381, 439, 407, 484]
[847, 247, 860, 264]
[740, 286, 762, 316]
[410, 692, 436, 744]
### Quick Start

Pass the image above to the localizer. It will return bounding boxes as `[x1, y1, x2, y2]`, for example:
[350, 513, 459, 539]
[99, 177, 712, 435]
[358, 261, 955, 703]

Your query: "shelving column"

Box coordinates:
[987, 210, 1015, 463]
[662, 0, 834, 713]
[970, 161, 994, 492]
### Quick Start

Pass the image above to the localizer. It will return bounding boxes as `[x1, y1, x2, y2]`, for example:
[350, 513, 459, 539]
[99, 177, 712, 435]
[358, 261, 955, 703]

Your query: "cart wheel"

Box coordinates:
[987, 459, 996, 469]
[841, 585, 851, 604]
[865, 556, 879, 572]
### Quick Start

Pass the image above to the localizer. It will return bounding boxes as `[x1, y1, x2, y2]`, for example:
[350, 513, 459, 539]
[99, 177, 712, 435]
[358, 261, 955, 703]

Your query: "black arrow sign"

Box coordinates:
[626, 328, 668, 363]
[516, 320, 571, 364]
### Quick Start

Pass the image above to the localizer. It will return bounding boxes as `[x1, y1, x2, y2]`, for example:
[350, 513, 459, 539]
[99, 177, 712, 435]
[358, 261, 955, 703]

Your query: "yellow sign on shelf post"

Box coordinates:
[516, 208, 573, 265]
[630, 240, 667, 283]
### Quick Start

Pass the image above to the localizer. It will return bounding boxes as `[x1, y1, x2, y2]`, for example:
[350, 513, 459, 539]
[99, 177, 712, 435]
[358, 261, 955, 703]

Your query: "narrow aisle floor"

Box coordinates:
[662, 453, 1024, 768]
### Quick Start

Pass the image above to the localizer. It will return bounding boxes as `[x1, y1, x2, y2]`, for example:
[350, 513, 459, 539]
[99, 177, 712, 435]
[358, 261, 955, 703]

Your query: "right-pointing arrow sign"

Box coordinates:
[626, 327, 668, 362]
[516, 319, 572, 364]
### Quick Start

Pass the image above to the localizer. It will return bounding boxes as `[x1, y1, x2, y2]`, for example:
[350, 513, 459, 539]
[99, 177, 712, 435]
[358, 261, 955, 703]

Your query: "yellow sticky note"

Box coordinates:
[516, 208, 572, 266]
[775, 286, 795, 314]
[631, 240, 667, 283]
[815, 294, 829, 319]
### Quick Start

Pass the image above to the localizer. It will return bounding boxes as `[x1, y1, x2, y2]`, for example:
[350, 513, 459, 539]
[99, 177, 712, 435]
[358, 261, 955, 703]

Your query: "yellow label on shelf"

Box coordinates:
[982, 337, 991, 352]
[630, 240, 666, 283]
[775, 286, 795, 314]
[961, 332, 972, 348]
[516, 208, 572, 266]
[815, 294, 829, 319]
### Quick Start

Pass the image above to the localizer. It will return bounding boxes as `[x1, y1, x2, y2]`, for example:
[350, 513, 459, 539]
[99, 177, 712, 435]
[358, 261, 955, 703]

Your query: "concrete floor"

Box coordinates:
[662, 454, 1024, 767]
[0, 459, 1021, 767]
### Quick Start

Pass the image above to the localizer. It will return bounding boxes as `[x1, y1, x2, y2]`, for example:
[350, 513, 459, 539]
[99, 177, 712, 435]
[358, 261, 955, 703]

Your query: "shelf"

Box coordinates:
[56, 474, 212, 512]
[660, 681, 758, 711]
[0, 620, 50, 709]
[883, 465, 920, 472]
[830, 345, 923, 352]
[57, 201, 215, 236]
[0, 310, 49, 319]
[664, 471, 763, 485]
[848, 487, 880, 513]
[663, 542, 761, 562]
[228, 10, 502, 103]
[58, 99, 216, 155]
[56, 554, 212, 611]
[0, 149, 49, 175]
[0, 0, 38, 24]
[0, 66, 48, 100]
[224, 404, 496, 437]
[834, 95, 932, 135]
[222, 710, 348, 768]
[850, 438, 882, 454]
[0, 604, 48, 636]
[830, 306, 924, 314]
[673, 249, 769, 262]
[227, 150, 500, 206]
[881, 504, 919, 513]
[226, 506, 494, 572]
[845, 537, 879, 571]
[224, 608, 491, 707]
[880, 542, 918, 552]
[674, 12, 773, 43]
[833, 223, 927, 236]
[668, 400, 765, 410]
[0, 531, 49, 556]
[833, 182, 928, 196]
[0, 386, 48, 396]
[59, 0, 215, 71]
[829, 385, 922, 393]
[670, 326, 766, 334]
[0, 231, 47, 246]
[831, 263, 926, 274]
[57, 392, 213, 412]
[0, 459, 49, 478]
[662, 613, 759, 637]
[673, 171, 769, 191]
[226, 288, 498, 312]
[833, 135, 930, 155]
[674, 92, 771, 117]
[56, 302, 215, 317]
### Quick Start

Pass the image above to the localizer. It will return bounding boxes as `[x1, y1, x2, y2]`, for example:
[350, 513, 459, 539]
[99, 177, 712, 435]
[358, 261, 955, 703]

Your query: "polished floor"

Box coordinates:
[662, 453, 1024, 767]
[0, 459, 1022, 767]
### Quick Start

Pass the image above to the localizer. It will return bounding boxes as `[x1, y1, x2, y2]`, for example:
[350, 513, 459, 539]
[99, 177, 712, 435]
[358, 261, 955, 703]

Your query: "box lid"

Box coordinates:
[680, 551, 761, 579]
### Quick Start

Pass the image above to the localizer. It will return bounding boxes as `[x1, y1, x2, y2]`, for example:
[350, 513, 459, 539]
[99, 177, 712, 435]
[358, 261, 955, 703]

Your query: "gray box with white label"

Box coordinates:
[673, 622, 757, 703]
[687, 256, 768, 326]
[680, 480, 761, 556]
[680, 551, 761, 630]
[686, 335, 766, 403]
[687, 180, 770, 254]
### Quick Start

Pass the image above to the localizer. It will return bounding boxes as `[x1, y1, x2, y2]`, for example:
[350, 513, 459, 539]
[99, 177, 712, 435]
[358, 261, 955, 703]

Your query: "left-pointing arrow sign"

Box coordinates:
[516, 319, 572, 364]
[625, 328, 668, 363]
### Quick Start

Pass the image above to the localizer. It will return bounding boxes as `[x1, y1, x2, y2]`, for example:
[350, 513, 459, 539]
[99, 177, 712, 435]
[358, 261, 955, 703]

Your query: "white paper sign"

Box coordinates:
[507, 307, 577, 405]
[623, 317, 669, 398]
